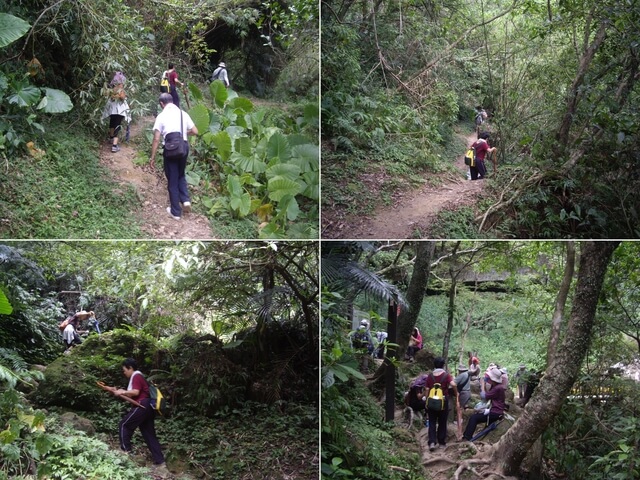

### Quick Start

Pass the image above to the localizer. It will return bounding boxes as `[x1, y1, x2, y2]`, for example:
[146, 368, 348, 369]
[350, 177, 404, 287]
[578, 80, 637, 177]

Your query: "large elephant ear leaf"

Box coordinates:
[0, 289, 13, 315]
[0, 13, 30, 48]
[38, 88, 73, 113]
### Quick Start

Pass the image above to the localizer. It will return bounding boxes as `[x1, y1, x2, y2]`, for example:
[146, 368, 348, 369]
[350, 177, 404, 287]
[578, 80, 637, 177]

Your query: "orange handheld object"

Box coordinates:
[96, 381, 144, 409]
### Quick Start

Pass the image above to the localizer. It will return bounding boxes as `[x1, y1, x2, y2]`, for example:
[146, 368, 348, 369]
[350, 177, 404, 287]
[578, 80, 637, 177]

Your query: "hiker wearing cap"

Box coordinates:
[515, 364, 528, 398]
[454, 364, 471, 410]
[211, 62, 229, 88]
[462, 367, 506, 441]
[404, 327, 423, 362]
[425, 357, 458, 451]
[149, 92, 198, 221]
[62, 310, 92, 350]
[350, 319, 374, 354]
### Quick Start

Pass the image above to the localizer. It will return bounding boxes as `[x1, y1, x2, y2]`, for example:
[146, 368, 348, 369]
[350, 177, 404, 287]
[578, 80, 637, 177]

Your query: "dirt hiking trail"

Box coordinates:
[99, 116, 216, 239]
[395, 405, 514, 480]
[324, 131, 487, 239]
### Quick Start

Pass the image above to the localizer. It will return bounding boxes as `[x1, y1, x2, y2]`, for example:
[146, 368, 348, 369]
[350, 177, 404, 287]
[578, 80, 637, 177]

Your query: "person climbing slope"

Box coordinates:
[114, 358, 170, 478]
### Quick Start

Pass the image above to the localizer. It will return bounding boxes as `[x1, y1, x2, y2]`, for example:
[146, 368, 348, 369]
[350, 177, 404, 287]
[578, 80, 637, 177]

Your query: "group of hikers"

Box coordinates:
[349, 319, 423, 364]
[466, 106, 497, 180]
[406, 355, 535, 450]
[101, 61, 229, 221]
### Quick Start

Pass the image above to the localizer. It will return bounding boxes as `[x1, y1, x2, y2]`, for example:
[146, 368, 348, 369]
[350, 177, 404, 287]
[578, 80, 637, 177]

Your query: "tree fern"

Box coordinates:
[0, 363, 19, 389]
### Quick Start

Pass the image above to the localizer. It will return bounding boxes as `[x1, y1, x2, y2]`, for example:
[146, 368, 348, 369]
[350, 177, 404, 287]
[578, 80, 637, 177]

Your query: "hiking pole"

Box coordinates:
[470, 418, 501, 442]
[96, 381, 145, 409]
[456, 398, 463, 440]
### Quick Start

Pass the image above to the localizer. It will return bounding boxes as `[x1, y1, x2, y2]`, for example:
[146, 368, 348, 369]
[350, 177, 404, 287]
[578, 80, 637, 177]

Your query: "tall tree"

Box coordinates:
[546, 241, 576, 364]
[396, 241, 436, 356]
[492, 241, 619, 476]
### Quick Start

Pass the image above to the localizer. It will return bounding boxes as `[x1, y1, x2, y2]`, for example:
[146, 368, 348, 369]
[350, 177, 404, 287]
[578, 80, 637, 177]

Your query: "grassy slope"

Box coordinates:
[0, 120, 143, 239]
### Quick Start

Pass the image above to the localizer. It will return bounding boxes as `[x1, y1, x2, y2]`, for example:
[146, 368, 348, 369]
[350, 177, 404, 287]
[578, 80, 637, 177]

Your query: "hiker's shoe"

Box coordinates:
[429, 443, 436, 452]
[111, 145, 120, 153]
[166, 207, 180, 221]
[182, 201, 191, 213]
[153, 463, 171, 478]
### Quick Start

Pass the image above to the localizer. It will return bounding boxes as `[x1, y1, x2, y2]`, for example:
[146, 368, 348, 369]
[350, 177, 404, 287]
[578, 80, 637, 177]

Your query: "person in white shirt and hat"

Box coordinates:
[211, 62, 230, 88]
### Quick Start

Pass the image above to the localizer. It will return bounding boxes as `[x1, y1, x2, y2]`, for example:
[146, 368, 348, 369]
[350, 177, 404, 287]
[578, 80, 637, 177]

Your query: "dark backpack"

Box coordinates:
[352, 330, 369, 349]
[148, 383, 170, 417]
[211, 67, 225, 82]
[405, 374, 429, 407]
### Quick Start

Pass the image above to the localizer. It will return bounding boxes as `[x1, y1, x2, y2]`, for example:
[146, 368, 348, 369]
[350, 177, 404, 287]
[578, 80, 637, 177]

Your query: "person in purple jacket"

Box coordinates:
[462, 366, 506, 441]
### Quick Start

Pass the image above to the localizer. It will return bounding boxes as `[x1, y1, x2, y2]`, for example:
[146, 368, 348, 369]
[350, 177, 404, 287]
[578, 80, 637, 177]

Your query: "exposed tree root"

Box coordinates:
[423, 457, 457, 466]
[453, 458, 492, 479]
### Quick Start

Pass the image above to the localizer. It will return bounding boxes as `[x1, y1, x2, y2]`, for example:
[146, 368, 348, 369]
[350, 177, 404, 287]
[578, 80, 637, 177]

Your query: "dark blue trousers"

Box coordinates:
[119, 398, 165, 464]
[427, 399, 450, 446]
[163, 143, 190, 217]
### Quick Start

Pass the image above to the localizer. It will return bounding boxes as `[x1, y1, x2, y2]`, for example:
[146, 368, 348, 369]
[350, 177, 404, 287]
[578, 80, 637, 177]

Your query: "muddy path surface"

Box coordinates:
[99, 116, 216, 239]
[322, 131, 488, 239]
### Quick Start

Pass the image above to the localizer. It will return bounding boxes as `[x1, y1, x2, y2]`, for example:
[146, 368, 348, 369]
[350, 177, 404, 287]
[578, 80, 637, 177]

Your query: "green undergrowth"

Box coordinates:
[80, 401, 318, 479]
[321, 379, 424, 479]
[322, 123, 468, 221]
[0, 120, 142, 239]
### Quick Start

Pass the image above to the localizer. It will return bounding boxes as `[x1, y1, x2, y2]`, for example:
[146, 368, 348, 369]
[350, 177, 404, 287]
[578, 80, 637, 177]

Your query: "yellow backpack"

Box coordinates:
[464, 148, 476, 167]
[427, 374, 446, 411]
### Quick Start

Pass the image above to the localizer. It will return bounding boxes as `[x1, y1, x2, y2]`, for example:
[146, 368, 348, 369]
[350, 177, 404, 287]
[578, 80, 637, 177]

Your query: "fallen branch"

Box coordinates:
[389, 465, 410, 472]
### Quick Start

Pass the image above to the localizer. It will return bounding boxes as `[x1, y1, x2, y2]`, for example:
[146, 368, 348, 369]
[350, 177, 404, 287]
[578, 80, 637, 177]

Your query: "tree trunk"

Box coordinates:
[546, 241, 576, 365]
[442, 241, 461, 365]
[494, 241, 619, 476]
[369, 241, 435, 388]
[396, 241, 436, 355]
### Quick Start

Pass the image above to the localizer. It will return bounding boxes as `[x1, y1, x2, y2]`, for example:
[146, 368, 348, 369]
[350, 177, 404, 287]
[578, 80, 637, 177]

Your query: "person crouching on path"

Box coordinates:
[425, 357, 458, 451]
[462, 366, 506, 441]
[469, 132, 496, 180]
[62, 310, 92, 351]
[150, 93, 198, 220]
[116, 358, 169, 477]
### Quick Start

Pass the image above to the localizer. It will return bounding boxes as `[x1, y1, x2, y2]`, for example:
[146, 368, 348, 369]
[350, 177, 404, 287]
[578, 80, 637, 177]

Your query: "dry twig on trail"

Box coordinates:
[389, 465, 410, 472]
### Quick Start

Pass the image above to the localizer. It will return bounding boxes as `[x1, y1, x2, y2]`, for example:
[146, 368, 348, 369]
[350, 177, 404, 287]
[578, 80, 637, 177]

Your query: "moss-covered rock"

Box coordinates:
[33, 329, 159, 412]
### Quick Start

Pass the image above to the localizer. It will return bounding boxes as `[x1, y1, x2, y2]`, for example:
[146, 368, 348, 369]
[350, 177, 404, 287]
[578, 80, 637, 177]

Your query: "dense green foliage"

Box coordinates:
[0, 241, 318, 478]
[1, 0, 318, 238]
[322, 0, 640, 238]
[321, 241, 640, 478]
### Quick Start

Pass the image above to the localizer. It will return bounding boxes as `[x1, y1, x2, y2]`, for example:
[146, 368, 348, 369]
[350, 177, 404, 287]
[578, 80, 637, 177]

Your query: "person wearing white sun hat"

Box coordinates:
[463, 367, 506, 441]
